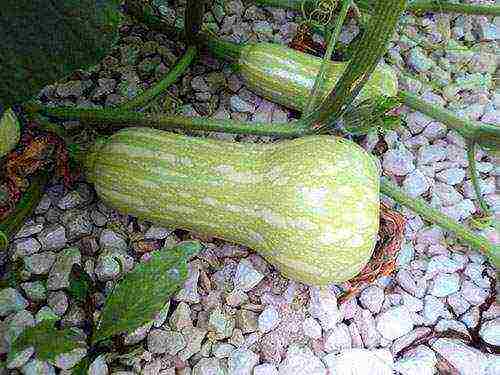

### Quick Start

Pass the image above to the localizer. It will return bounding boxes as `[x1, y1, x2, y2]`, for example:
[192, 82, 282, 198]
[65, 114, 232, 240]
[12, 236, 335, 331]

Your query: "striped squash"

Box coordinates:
[0, 108, 20, 158]
[238, 42, 398, 111]
[84, 127, 380, 285]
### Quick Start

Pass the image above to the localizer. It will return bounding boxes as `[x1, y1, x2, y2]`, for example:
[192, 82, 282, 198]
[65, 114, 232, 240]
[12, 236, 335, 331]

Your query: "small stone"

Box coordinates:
[0, 288, 28, 317]
[88, 354, 107, 375]
[447, 293, 471, 316]
[391, 327, 432, 355]
[152, 300, 170, 328]
[53, 347, 87, 370]
[479, 318, 500, 346]
[191, 76, 210, 92]
[323, 348, 393, 375]
[47, 247, 81, 290]
[425, 255, 462, 277]
[464, 263, 491, 289]
[22, 358, 56, 375]
[20, 281, 47, 302]
[178, 326, 207, 361]
[376, 306, 414, 341]
[35, 306, 59, 323]
[90, 209, 107, 227]
[6, 347, 35, 369]
[37, 225, 67, 251]
[258, 305, 280, 333]
[279, 344, 326, 375]
[397, 243, 415, 266]
[60, 210, 93, 241]
[144, 226, 173, 240]
[308, 287, 342, 331]
[236, 309, 258, 333]
[208, 307, 235, 339]
[408, 47, 435, 73]
[226, 288, 249, 307]
[99, 229, 127, 252]
[192, 358, 225, 375]
[359, 285, 384, 314]
[228, 348, 259, 375]
[396, 270, 425, 298]
[382, 148, 415, 176]
[353, 309, 380, 349]
[4, 310, 35, 345]
[430, 273, 460, 297]
[435, 319, 469, 336]
[324, 323, 352, 353]
[213, 342, 236, 358]
[432, 183, 463, 206]
[169, 302, 193, 331]
[254, 363, 279, 375]
[461, 280, 489, 305]
[431, 338, 490, 375]
[230, 95, 254, 113]
[147, 329, 186, 355]
[402, 169, 430, 198]
[234, 259, 264, 292]
[123, 322, 153, 345]
[12, 238, 42, 257]
[400, 291, 423, 312]
[175, 262, 201, 304]
[423, 295, 451, 325]
[94, 254, 121, 282]
[302, 317, 322, 339]
[435, 168, 465, 185]
[24, 251, 56, 275]
[14, 223, 44, 239]
[418, 145, 446, 165]
[422, 121, 446, 140]
[394, 345, 436, 375]
[47, 291, 68, 316]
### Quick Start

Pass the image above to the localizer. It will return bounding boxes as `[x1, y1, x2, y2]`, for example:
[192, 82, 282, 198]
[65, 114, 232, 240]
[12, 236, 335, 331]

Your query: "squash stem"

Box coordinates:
[119, 46, 198, 111]
[253, 0, 500, 16]
[185, 0, 206, 45]
[0, 171, 50, 252]
[398, 90, 500, 150]
[380, 179, 499, 268]
[21, 103, 308, 138]
[466, 139, 492, 215]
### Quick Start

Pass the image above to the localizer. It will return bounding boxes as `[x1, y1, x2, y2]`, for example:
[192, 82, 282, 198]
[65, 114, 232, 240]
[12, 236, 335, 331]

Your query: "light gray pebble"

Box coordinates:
[47, 291, 68, 316]
[6, 347, 35, 370]
[376, 306, 414, 341]
[12, 237, 42, 257]
[397, 269, 426, 298]
[308, 287, 342, 331]
[359, 285, 384, 314]
[402, 169, 430, 198]
[175, 262, 201, 304]
[209, 307, 235, 339]
[21, 358, 56, 375]
[60, 210, 93, 241]
[14, 223, 44, 239]
[440, 199, 476, 221]
[422, 121, 446, 140]
[213, 342, 236, 358]
[147, 329, 186, 355]
[0, 288, 28, 317]
[144, 226, 173, 240]
[447, 293, 471, 316]
[323, 348, 393, 375]
[382, 148, 415, 176]
[279, 344, 326, 375]
[37, 225, 67, 251]
[430, 273, 461, 298]
[90, 209, 108, 227]
[431, 183, 463, 206]
[169, 302, 193, 331]
[24, 252, 56, 275]
[4, 310, 35, 346]
[431, 338, 490, 375]
[234, 259, 264, 292]
[423, 295, 451, 325]
[53, 347, 87, 370]
[400, 291, 423, 312]
[230, 95, 254, 113]
[20, 281, 46, 302]
[47, 247, 81, 290]
[435, 319, 469, 336]
[123, 321, 153, 345]
[461, 306, 481, 329]
[425, 255, 463, 277]
[479, 318, 500, 346]
[302, 317, 322, 339]
[418, 145, 447, 165]
[394, 345, 436, 375]
[460, 280, 490, 305]
[88, 354, 108, 375]
[228, 348, 259, 375]
[253, 363, 278, 375]
[258, 305, 280, 333]
[464, 263, 491, 289]
[192, 358, 225, 375]
[435, 168, 465, 185]
[391, 327, 432, 356]
[353, 308, 380, 348]
[99, 229, 127, 252]
[408, 47, 435, 73]
[324, 323, 352, 353]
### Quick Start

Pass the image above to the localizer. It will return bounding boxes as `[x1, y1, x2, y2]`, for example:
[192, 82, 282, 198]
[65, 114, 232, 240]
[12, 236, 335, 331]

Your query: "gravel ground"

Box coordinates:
[1, 0, 499, 374]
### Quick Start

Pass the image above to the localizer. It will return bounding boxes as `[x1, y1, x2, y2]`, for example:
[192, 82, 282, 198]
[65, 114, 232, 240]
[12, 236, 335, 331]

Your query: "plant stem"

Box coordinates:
[185, 0, 206, 44]
[119, 46, 198, 111]
[303, 0, 407, 130]
[254, 0, 500, 16]
[398, 90, 500, 150]
[380, 179, 499, 268]
[302, 0, 352, 116]
[466, 140, 491, 215]
[22, 103, 308, 138]
[0, 171, 50, 252]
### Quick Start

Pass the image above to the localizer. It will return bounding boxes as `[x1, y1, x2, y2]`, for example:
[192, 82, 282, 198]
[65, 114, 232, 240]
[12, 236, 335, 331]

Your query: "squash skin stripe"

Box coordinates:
[85, 127, 380, 285]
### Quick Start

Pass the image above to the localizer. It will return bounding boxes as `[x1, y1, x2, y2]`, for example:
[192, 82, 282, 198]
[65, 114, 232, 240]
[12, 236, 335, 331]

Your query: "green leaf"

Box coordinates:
[93, 241, 202, 344]
[67, 264, 95, 303]
[0, 0, 123, 108]
[71, 356, 91, 375]
[8, 320, 86, 364]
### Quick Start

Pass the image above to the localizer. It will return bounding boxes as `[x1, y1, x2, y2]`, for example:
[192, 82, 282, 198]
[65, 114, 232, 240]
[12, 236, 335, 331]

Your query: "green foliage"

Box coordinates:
[71, 357, 92, 375]
[0, 0, 123, 108]
[8, 319, 86, 364]
[343, 96, 402, 135]
[92, 241, 202, 344]
[67, 264, 95, 304]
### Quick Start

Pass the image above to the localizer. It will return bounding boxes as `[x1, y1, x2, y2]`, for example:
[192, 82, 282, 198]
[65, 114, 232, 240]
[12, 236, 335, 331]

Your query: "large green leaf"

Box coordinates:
[0, 0, 123, 108]
[8, 319, 86, 364]
[93, 241, 202, 344]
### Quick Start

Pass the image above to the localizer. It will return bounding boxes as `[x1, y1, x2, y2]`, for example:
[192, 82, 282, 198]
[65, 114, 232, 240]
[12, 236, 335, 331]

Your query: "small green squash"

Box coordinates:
[84, 127, 380, 285]
[238, 42, 398, 111]
[0, 108, 21, 158]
